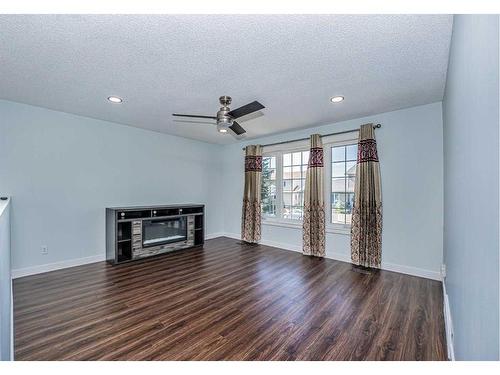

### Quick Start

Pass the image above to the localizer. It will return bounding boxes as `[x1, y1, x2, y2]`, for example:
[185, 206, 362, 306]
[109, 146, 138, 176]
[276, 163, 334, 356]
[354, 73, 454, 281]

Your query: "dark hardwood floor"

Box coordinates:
[13, 237, 447, 360]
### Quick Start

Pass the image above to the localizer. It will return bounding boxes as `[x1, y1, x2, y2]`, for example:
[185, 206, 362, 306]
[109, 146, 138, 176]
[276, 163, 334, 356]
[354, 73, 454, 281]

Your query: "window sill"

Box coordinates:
[261, 218, 351, 235]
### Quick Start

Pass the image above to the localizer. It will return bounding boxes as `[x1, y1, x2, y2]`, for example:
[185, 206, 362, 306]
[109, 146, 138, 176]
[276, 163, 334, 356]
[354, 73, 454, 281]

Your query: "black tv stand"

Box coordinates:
[106, 204, 204, 264]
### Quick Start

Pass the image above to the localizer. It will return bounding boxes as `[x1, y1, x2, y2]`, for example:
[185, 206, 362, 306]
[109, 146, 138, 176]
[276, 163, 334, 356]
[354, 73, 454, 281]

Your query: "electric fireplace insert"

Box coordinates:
[142, 217, 188, 247]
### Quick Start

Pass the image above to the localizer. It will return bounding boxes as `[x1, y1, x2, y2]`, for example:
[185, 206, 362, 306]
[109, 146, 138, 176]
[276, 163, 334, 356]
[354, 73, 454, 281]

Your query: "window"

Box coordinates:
[282, 151, 309, 220]
[260, 136, 358, 233]
[331, 144, 357, 225]
[261, 156, 277, 216]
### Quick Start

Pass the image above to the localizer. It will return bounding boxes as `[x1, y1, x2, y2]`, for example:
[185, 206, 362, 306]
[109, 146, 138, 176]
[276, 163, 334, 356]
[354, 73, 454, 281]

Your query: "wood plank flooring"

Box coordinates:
[13, 237, 447, 360]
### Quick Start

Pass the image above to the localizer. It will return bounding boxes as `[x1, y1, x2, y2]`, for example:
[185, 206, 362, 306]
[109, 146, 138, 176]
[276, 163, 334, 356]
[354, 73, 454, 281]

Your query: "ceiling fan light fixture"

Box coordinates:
[217, 124, 229, 134]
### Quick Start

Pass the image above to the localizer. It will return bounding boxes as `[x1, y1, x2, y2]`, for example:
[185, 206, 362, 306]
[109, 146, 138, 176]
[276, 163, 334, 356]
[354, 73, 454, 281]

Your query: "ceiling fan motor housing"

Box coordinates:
[217, 95, 233, 127]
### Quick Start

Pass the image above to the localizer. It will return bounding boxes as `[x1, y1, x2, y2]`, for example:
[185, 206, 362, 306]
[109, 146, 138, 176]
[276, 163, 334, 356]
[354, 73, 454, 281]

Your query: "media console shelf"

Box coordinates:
[106, 204, 204, 265]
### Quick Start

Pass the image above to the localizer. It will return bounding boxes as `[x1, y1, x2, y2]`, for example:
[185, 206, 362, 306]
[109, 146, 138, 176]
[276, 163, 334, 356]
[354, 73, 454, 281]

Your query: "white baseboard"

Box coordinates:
[262, 238, 301, 252]
[381, 262, 441, 281]
[12, 254, 106, 279]
[221, 232, 241, 240]
[205, 232, 226, 240]
[11, 232, 227, 278]
[442, 277, 455, 360]
[214, 233, 441, 281]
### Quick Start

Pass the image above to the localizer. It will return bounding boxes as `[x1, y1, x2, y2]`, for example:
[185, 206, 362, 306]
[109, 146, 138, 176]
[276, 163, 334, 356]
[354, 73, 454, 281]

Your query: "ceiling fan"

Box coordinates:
[172, 96, 265, 135]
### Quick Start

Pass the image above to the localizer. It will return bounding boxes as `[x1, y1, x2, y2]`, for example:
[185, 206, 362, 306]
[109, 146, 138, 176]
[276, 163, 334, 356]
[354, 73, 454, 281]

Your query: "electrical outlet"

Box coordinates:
[41, 245, 48, 255]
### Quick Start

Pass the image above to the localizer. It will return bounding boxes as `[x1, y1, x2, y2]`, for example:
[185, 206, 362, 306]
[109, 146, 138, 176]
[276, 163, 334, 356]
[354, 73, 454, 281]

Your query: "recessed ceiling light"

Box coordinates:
[330, 96, 344, 103]
[107, 96, 123, 103]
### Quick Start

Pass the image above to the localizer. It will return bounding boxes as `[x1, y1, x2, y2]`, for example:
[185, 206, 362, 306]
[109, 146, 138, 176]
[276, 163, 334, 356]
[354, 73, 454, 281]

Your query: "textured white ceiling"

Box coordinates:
[0, 15, 453, 144]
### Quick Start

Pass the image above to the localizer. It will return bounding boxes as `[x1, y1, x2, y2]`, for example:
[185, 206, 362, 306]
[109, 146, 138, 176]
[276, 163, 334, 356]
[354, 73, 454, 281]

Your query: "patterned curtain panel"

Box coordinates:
[351, 124, 382, 268]
[241, 145, 263, 243]
[302, 134, 326, 257]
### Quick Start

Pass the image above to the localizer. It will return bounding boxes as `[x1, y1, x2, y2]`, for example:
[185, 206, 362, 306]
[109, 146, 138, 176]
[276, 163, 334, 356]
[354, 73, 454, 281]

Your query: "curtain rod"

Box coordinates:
[241, 123, 381, 150]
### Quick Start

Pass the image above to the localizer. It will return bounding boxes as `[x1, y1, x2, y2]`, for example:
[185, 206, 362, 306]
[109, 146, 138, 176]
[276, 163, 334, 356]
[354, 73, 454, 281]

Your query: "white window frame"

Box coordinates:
[261, 132, 358, 235]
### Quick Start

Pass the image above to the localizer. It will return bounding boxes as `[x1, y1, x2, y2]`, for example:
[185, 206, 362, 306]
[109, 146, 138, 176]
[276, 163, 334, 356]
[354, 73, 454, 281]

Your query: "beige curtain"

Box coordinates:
[302, 134, 325, 257]
[351, 124, 382, 268]
[241, 145, 263, 243]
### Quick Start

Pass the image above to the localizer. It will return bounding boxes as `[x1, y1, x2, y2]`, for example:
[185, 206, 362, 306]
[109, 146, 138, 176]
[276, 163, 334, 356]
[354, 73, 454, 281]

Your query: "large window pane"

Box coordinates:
[283, 179, 292, 192]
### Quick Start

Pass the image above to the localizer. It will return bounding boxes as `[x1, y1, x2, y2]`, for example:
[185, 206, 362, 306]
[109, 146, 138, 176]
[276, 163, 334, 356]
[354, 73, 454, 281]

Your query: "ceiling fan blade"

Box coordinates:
[172, 119, 215, 125]
[172, 114, 217, 119]
[229, 121, 246, 135]
[227, 101, 265, 119]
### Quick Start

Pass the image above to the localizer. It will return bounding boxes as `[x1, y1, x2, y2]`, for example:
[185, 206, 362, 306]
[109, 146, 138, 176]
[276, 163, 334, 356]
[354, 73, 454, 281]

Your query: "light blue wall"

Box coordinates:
[0, 100, 224, 271]
[442, 15, 499, 360]
[221, 102, 444, 277]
